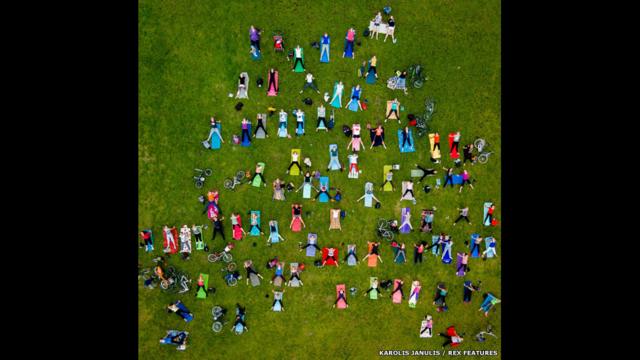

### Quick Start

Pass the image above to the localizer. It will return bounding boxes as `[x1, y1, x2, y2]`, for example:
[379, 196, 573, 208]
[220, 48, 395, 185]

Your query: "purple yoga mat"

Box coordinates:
[400, 208, 411, 233]
[456, 254, 465, 277]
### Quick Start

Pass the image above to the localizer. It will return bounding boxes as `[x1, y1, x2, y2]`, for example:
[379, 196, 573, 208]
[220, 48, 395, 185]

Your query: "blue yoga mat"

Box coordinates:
[484, 237, 496, 258]
[330, 83, 342, 108]
[176, 301, 193, 322]
[210, 123, 221, 150]
[250, 211, 261, 236]
[441, 242, 452, 264]
[251, 47, 261, 61]
[294, 111, 305, 136]
[269, 222, 281, 243]
[483, 202, 493, 226]
[303, 182, 312, 198]
[242, 123, 252, 147]
[431, 236, 440, 255]
[348, 98, 360, 112]
[320, 38, 330, 63]
[319, 177, 330, 202]
[366, 65, 376, 84]
[398, 129, 415, 153]
[470, 233, 481, 258]
[344, 39, 354, 58]
[480, 293, 497, 312]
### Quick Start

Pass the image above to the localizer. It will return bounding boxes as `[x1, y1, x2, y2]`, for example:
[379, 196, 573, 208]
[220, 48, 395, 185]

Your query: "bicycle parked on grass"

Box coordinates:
[473, 138, 494, 164]
[160, 267, 191, 294]
[193, 168, 213, 189]
[211, 305, 228, 333]
[377, 218, 396, 242]
[224, 170, 247, 190]
[207, 244, 235, 263]
[415, 97, 436, 138]
[407, 64, 428, 88]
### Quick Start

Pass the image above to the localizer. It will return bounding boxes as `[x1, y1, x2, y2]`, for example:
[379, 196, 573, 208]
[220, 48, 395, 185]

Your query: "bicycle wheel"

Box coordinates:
[227, 262, 237, 271]
[224, 179, 233, 189]
[222, 252, 233, 263]
[474, 138, 486, 151]
[196, 180, 204, 189]
[160, 280, 169, 290]
[227, 277, 238, 287]
[212, 321, 223, 333]
[383, 230, 394, 242]
[204, 169, 213, 176]
[414, 80, 424, 88]
[212, 306, 223, 317]
[208, 254, 220, 263]
[377, 218, 387, 229]
[236, 171, 246, 180]
[478, 154, 489, 164]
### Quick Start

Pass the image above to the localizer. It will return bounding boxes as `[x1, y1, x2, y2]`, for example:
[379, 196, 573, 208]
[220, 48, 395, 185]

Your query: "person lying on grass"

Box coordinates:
[290, 204, 306, 229]
[333, 288, 349, 308]
[322, 247, 339, 267]
[244, 260, 264, 285]
[249, 163, 267, 187]
[364, 278, 382, 297]
[361, 241, 383, 263]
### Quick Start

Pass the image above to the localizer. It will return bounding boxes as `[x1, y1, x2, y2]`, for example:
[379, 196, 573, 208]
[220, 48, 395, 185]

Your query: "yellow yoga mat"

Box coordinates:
[428, 134, 441, 159]
[383, 165, 393, 191]
[290, 149, 301, 176]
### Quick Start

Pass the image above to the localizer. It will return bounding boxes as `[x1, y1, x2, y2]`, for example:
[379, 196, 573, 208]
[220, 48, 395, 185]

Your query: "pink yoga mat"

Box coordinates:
[392, 279, 402, 304]
[336, 284, 347, 309]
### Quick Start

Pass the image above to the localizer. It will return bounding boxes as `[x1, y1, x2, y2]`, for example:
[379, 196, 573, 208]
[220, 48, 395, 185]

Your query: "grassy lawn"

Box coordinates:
[139, 0, 500, 358]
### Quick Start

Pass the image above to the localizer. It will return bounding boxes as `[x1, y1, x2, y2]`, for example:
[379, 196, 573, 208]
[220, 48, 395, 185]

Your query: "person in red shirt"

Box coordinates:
[440, 326, 464, 347]
[433, 132, 440, 151]
[484, 204, 495, 224]
[413, 242, 425, 264]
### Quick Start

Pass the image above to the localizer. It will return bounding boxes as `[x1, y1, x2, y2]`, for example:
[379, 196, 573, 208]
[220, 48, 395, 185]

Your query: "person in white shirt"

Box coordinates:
[286, 150, 301, 174]
[300, 73, 320, 94]
[371, 12, 383, 39]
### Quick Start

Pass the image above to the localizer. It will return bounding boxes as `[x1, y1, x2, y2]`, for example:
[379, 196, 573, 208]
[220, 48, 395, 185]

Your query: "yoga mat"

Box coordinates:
[329, 209, 341, 230]
[328, 144, 342, 170]
[400, 208, 411, 233]
[197, 274, 209, 299]
[456, 254, 465, 277]
[428, 133, 441, 159]
[305, 234, 317, 256]
[470, 233, 481, 258]
[367, 242, 378, 267]
[237, 72, 249, 99]
[290, 149, 301, 176]
[252, 162, 266, 187]
[272, 292, 283, 311]
[347, 154, 359, 179]
[484, 237, 496, 258]
[322, 247, 338, 266]
[400, 181, 414, 200]
[289, 263, 300, 287]
[241, 123, 252, 147]
[448, 133, 460, 159]
[343, 37, 354, 58]
[163, 228, 178, 254]
[392, 280, 403, 304]
[347, 98, 360, 112]
[278, 112, 288, 137]
[383, 165, 393, 191]
[291, 216, 302, 233]
[269, 221, 281, 244]
[293, 48, 305, 72]
[431, 236, 440, 255]
[386, 101, 399, 120]
[294, 111, 305, 136]
[395, 249, 406, 264]
[210, 123, 222, 150]
[410, 169, 424, 178]
[233, 216, 243, 240]
[483, 202, 493, 226]
[255, 114, 267, 139]
[250, 272, 260, 287]
[369, 277, 378, 300]
[346, 245, 357, 266]
[267, 71, 278, 96]
[397, 129, 415, 153]
[447, 174, 463, 185]
[441, 242, 452, 264]
[142, 230, 154, 252]
[302, 182, 312, 198]
[336, 284, 347, 309]
[330, 82, 342, 108]
[251, 46, 261, 60]
[480, 293, 500, 313]
[318, 177, 330, 202]
[320, 37, 330, 63]
[409, 284, 421, 308]
[366, 63, 377, 84]
[420, 320, 433, 338]
[250, 210, 261, 236]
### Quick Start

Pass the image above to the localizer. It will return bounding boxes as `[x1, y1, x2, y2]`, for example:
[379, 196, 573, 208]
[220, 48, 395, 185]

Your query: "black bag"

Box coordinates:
[310, 41, 320, 49]
[363, 28, 370, 37]
[423, 185, 431, 194]
[204, 245, 209, 252]
[235, 102, 244, 111]
[256, 77, 263, 87]
[303, 97, 313, 105]
[375, 201, 381, 209]
[313, 260, 322, 267]
[342, 125, 352, 137]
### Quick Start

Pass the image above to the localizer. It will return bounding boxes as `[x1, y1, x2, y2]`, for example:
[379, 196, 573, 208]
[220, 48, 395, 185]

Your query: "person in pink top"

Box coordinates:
[343, 28, 356, 58]
[195, 274, 208, 297]
[456, 252, 469, 274]
[459, 169, 474, 193]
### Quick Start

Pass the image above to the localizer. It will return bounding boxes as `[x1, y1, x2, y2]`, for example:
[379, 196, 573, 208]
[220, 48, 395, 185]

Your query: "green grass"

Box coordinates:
[139, 0, 501, 358]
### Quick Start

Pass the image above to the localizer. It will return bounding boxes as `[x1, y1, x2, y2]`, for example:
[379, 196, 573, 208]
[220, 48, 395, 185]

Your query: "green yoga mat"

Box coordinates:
[195, 241, 205, 250]
[252, 162, 266, 187]
[293, 48, 305, 72]
[369, 277, 378, 300]
[197, 273, 209, 299]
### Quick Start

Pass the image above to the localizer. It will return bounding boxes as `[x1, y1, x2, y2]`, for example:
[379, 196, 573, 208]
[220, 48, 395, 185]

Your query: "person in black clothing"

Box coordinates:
[443, 167, 454, 188]
[462, 143, 475, 165]
[211, 215, 225, 241]
[253, 114, 268, 138]
[415, 164, 437, 183]
[313, 184, 331, 201]
[401, 126, 412, 148]
[267, 68, 278, 93]
[333, 288, 348, 308]
[390, 279, 404, 299]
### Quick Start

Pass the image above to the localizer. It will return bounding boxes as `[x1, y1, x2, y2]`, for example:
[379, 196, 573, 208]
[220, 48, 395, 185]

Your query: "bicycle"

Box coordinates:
[474, 324, 498, 342]
[194, 168, 213, 189]
[224, 170, 247, 190]
[376, 218, 395, 242]
[473, 138, 494, 164]
[161, 267, 191, 294]
[407, 64, 428, 88]
[222, 267, 240, 287]
[207, 249, 233, 263]
[211, 305, 228, 333]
